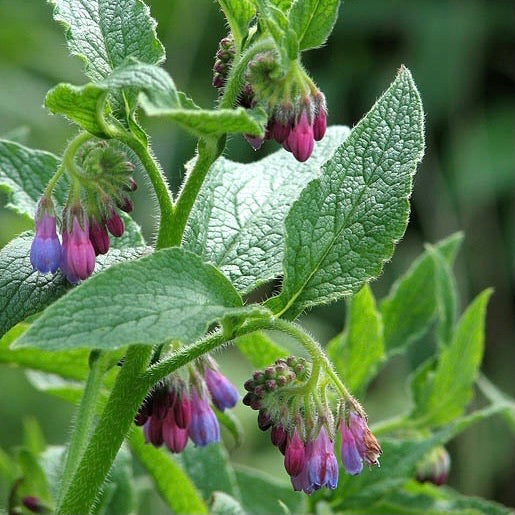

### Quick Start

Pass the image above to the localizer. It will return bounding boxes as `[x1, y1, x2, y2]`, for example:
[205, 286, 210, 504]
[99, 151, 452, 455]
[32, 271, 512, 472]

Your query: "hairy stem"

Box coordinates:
[44, 132, 93, 197]
[57, 350, 109, 506]
[57, 345, 152, 515]
[168, 137, 222, 246]
[120, 135, 175, 249]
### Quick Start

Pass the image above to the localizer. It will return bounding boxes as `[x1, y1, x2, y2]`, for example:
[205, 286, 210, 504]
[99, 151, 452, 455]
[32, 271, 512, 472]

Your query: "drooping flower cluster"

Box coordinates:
[30, 141, 137, 283]
[136, 357, 239, 452]
[212, 35, 328, 162]
[244, 356, 381, 494]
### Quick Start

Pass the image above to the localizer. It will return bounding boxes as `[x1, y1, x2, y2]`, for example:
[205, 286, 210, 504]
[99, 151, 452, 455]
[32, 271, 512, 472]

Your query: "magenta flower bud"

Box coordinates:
[152, 385, 171, 420]
[272, 120, 291, 144]
[291, 463, 313, 494]
[313, 109, 327, 141]
[127, 178, 138, 192]
[172, 391, 192, 429]
[287, 110, 315, 162]
[144, 416, 163, 447]
[188, 385, 220, 447]
[284, 429, 306, 477]
[22, 496, 44, 513]
[257, 410, 272, 431]
[416, 446, 451, 486]
[106, 209, 124, 237]
[204, 367, 239, 411]
[162, 410, 189, 453]
[306, 427, 338, 490]
[118, 196, 134, 213]
[244, 134, 264, 151]
[271, 424, 287, 448]
[30, 211, 62, 274]
[61, 216, 95, 283]
[89, 218, 110, 256]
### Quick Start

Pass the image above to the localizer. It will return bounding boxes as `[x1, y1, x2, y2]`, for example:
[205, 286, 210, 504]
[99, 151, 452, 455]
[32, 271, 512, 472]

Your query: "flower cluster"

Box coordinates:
[136, 357, 239, 452]
[30, 141, 137, 283]
[212, 35, 328, 162]
[244, 356, 381, 494]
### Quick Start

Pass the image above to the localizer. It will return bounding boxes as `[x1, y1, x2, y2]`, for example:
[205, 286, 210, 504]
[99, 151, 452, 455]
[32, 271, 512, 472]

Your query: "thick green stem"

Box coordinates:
[57, 350, 109, 506]
[168, 137, 222, 246]
[57, 345, 152, 515]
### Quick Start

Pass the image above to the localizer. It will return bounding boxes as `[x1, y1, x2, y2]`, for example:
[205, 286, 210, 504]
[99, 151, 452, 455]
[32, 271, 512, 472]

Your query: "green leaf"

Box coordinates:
[217, 0, 255, 50]
[234, 464, 304, 515]
[412, 289, 492, 426]
[22, 418, 46, 456]
[184, 126, 350, 293]
[17, 448, 51, 504]
[380, 232, 463, 356]
[14, 247, 252, 350]
[128, 429, 208, 514]
[425, 244, 458, 346]
[236, 331, 289, 368]
[45, 63, 180, 136]
[289, 0, 341, 51]
[0, 323, 89, 380]
[267, 67, 425, 319]
[177, 443, 241, 501]
[140, 100, 267, 138]
[0, 139, 66, 219]
[0, 232, 150, 338]
[211, 492, 246, 515]
[327, 284, 384, 393]
[50, 0, 165, 82]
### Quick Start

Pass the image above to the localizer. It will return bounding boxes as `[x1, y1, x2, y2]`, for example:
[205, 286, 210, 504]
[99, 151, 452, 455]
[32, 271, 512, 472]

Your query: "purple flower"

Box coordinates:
[188, 385, 220, 447]
[204, 366, 239, 411]
[340, 412, 381, 475]
[60, 215, 95, 283]
[30, 211, 62, 274]
[244, 134, 265, 151]
[171, 389, 192, 429]
[284, 429, 306, 477]
[306, 427, 338, 490]
[286, 110, 315, 162]
[313, 108, 327, 142]
[143, 416, 163, 447]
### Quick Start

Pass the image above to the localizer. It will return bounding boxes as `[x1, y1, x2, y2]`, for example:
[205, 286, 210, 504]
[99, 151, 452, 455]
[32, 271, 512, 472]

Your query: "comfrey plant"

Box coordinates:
[0, 1, 513, 514]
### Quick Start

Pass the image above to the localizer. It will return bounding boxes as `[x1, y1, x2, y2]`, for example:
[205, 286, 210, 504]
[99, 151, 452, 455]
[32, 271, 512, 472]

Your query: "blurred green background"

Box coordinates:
[0, 0, 514, 510]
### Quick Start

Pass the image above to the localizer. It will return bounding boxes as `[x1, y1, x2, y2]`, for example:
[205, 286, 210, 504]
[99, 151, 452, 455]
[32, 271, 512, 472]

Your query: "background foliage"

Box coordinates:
[0, 0, 513, 511]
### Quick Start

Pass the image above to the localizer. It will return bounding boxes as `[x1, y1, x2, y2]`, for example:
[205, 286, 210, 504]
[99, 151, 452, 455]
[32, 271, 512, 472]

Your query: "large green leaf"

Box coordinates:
[411, 289, 492, 426]
[184, 126, 350, 293]
[0, 323, 89, 380]
[45, 63, 180, 136]
[0, 232, 150, 338]
[14, 248, 252, 350]
[267, 67, 425, 319]
[128, 429, 207, 514]
[327, 284, 384, 393]
[380, 232, 463, 356]
[289, 0, 340, 50]
[50, 0, 164, 82]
